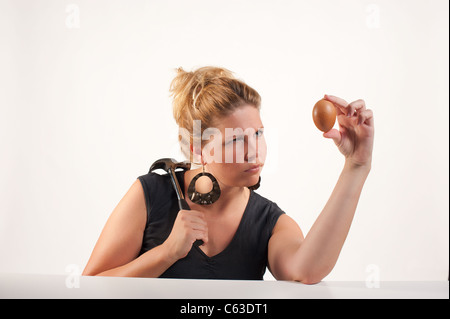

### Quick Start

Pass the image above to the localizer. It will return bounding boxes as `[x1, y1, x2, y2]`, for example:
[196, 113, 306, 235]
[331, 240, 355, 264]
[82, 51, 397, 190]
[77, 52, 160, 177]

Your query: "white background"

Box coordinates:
[0, 0, 448, 281]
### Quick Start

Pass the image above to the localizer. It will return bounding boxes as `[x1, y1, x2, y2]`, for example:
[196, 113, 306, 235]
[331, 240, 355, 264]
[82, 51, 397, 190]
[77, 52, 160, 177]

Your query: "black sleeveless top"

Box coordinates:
[137, 171, 285, 280]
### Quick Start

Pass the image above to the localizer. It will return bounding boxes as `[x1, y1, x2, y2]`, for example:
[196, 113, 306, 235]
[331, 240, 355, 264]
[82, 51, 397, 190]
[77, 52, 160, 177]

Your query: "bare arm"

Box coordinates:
[82, 179, 173, 277]
[83, 179, 208, 277]
[91, 243, 178, 278]
[268, 95, 374, 284]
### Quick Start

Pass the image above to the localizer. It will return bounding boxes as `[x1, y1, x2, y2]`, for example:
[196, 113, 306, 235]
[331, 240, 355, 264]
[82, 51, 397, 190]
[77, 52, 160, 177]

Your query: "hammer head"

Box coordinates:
[149, 158, 191, 174]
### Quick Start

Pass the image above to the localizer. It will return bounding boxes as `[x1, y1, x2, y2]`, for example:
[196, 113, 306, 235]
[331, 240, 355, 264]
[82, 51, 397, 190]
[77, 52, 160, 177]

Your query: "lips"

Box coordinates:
[244, 164, 262, 173]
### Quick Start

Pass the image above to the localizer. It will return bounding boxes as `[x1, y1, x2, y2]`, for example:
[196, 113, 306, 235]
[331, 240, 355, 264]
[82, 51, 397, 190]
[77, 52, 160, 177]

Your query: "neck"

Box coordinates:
[184, 168, 250, 213]
[212, 182, 249, 212]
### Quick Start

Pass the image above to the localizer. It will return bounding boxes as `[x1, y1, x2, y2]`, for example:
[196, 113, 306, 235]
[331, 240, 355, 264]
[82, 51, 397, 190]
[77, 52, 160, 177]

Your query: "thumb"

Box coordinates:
[323, 129, 342, 146]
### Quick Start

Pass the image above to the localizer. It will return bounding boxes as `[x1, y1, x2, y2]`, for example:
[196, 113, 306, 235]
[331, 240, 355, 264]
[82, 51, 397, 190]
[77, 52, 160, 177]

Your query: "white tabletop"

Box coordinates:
[0, 273, 448, 299]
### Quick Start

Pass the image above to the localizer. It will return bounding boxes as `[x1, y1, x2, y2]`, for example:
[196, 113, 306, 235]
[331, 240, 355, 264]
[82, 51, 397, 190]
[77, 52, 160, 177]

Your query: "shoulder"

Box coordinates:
[138, 171, 184, 190]
[249, 191, 286, 233]
[250, 192, 302, 239]
[137, 172, 173, 205]
[82, 179, 147, 275]
[251, 191, 285, 216]
[138, 171, 171, 187]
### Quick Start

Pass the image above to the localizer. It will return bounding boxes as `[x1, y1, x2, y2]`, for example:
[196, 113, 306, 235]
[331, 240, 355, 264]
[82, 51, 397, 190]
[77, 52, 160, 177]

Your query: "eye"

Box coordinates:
[233, 136, 244, 143]
[255, 129, 264, 137]
[225, 136, 244, 145]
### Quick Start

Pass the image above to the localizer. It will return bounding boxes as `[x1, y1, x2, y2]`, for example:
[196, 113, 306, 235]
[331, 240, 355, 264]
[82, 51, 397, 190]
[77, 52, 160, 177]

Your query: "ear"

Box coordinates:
[191, 143, 203, 164]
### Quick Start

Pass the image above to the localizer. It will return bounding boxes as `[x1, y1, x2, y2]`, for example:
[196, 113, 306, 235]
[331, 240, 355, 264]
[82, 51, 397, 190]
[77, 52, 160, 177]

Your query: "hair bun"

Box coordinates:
[170, 66, 235, 119]
[169, 66, 261, 161]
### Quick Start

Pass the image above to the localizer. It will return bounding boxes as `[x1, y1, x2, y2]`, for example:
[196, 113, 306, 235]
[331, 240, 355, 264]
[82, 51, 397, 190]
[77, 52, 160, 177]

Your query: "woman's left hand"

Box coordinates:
[322, 94, 374, 167]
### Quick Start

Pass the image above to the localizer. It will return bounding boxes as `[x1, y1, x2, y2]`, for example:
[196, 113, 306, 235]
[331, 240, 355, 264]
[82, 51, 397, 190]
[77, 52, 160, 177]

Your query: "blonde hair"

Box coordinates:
[169, 66, 261, 161]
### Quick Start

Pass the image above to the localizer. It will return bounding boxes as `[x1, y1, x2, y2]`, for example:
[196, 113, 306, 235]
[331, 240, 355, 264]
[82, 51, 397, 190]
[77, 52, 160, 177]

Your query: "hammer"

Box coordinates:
[149, 158, 203, 246]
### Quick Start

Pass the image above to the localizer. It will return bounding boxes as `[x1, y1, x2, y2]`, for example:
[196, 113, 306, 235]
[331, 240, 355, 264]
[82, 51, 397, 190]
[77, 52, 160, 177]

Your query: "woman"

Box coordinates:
[83, 66, 374, 284]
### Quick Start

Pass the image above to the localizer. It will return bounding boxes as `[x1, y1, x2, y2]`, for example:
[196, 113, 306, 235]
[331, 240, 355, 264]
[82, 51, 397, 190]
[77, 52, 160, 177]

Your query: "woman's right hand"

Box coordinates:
[163, 210, 208, 261]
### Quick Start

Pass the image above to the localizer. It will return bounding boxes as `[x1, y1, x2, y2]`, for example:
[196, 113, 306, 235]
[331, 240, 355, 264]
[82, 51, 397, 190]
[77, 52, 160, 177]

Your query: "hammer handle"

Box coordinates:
[178, 200, 204, 247]
[178, 198, 203, 246]
[178, 198, 191, 211]
[169, 170, 204, 247]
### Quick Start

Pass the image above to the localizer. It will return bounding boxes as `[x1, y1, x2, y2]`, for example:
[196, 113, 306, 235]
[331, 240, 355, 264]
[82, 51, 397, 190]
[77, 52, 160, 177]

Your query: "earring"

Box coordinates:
[187, 165, 221, 205]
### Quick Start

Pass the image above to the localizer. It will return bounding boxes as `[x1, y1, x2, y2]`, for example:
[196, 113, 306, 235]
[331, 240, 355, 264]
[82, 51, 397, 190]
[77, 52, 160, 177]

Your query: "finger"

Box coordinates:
[179, 209, 205, 218]
[357, 109, 374, 126]
[189, 218, 208, 230]
[190, 217, 207, 228]
[178, 214, 207, 233]
[180, 210, 206, 224]
[187, 210, 206, 220]
[347, 99, 366, 118]
[323, 128, 342, 146]
[201, 230, 208, 244]
[193, 230, 208, 244]
[324, 94, 348, 114]
[190, 215, 207, 225]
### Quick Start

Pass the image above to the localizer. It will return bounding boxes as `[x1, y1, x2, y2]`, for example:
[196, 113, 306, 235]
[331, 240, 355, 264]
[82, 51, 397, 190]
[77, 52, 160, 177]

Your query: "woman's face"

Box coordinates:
[201, 104, 267, 188]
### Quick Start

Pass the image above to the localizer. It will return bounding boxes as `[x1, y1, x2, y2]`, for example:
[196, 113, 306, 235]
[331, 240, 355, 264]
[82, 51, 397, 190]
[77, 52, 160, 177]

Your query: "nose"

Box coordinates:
[245, 135, 260, 164]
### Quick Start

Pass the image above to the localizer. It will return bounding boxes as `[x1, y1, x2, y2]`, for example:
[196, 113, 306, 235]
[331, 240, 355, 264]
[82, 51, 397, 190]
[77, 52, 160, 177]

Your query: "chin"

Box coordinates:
[246, 174, 261, 188]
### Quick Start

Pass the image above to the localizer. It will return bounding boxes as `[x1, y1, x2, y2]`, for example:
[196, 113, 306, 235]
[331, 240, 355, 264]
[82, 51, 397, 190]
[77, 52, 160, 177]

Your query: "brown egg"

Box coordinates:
[312, 99, 336, 132]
